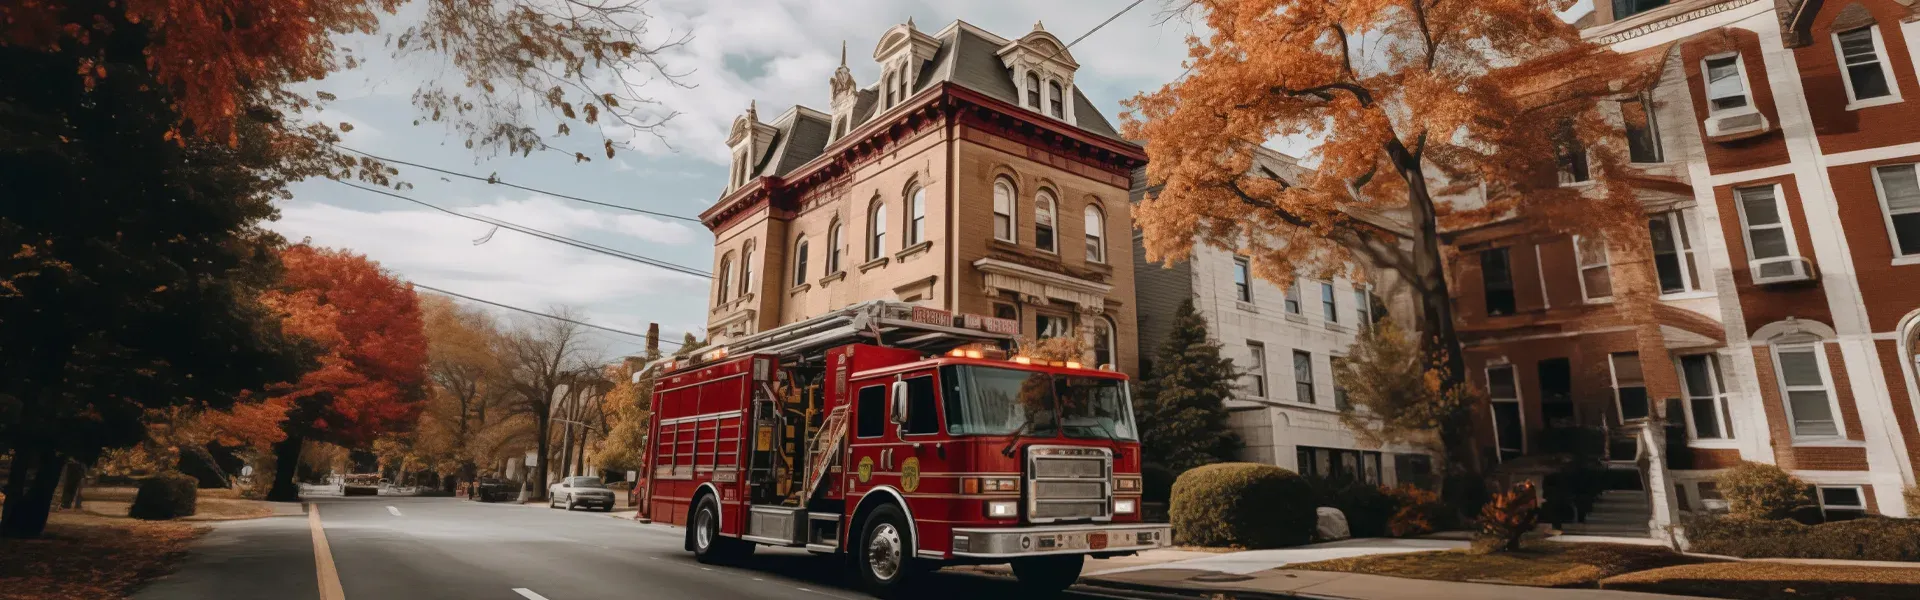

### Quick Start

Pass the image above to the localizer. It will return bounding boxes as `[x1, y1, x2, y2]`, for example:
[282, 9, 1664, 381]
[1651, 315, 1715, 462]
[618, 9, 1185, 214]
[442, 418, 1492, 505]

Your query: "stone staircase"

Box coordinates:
[1561, 488, 1652, 537]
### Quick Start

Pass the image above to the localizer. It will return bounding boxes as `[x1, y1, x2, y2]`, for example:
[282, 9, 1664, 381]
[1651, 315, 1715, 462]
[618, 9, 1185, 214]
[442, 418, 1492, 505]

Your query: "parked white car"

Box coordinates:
[548, 476, 615, 511]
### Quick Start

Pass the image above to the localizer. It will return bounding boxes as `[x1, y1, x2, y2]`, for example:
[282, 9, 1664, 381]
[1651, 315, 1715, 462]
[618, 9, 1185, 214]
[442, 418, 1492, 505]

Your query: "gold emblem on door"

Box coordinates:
[900, 457, 921, 492]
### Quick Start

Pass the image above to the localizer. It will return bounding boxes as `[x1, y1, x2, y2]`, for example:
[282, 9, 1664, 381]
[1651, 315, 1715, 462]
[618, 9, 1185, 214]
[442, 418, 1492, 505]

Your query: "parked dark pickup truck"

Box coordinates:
[471, 478, 519, 503]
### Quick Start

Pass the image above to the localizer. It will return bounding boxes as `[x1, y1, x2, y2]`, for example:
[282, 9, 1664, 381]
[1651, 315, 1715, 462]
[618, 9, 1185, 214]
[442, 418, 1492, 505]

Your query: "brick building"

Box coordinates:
[699, 20, 1148, 375]
[1133, 148, 1435, 488]
[1448, 0, 1920, 531]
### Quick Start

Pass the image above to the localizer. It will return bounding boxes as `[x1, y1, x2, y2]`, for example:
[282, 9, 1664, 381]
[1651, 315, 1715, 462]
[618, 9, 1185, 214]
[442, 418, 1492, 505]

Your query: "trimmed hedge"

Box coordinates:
[1716, 461, 1814, 520]
[1687, 516, 1920, 562]
[1171, 462, 1316, 548]
[129, 472, 198, 520]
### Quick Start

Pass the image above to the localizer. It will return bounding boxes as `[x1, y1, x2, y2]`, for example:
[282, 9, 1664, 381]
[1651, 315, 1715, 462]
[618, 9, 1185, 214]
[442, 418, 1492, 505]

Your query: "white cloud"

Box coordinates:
[468, 196, 700, 246]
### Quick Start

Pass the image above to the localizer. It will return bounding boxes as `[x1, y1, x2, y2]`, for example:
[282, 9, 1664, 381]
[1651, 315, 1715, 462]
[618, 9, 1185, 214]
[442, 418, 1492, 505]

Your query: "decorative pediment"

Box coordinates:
[974, 257, 1112, 314]
[871, 19, 940, 64]
[997, 25, 1079, 71]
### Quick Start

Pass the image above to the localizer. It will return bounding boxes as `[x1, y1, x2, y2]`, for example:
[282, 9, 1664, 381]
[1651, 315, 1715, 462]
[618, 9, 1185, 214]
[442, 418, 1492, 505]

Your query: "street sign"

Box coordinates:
[525, 450, 539, 466]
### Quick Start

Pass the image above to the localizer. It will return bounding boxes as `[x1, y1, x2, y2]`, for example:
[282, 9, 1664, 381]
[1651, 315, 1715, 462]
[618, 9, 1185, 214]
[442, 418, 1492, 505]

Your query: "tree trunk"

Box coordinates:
[57, 459, 86, 510]
[1393, 146, 1483, 508]
[1, 449, 64, 538]
[533, 414, 551, 500]
[0, 446, 40, 537]
[558, 424, 574, 484]
[266, 433, 305, 502]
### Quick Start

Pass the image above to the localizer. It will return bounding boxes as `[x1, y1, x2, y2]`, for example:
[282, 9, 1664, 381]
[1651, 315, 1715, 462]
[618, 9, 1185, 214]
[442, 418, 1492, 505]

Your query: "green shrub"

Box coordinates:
[1305, 475, 1399, 538]
[129, 471, 198, 520]
[1171, 462, 1316, 548]
[1687, 516, 1920, 561]
[1715, 461, 1814, 520]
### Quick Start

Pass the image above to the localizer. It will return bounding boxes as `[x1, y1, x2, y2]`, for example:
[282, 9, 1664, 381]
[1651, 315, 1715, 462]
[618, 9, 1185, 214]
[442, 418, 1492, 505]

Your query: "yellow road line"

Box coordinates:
[309, 504, 347, 600]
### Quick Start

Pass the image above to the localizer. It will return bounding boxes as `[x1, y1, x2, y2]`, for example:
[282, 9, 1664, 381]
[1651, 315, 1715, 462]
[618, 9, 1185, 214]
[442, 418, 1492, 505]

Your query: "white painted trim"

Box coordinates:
[1823, 142, 1920, 167]
[1832, 25, 1904, 109]
[1707, 163, 1796, 187]
[1768, 343, 1848, 443]
[1605, 0, 1770, 53]
[1572, 234, 1613, 302]
[1533, 244, 1552, 309]
[858, 485, 922, 554]
[1676, 353, 1736, 442]
[1729, 183, 1806, 281]
[1486, 364, 1525, 459]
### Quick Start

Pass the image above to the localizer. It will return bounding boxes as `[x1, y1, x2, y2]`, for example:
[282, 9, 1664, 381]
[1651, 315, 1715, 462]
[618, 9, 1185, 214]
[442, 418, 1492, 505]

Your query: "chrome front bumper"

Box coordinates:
[949, 523, 1170, 558]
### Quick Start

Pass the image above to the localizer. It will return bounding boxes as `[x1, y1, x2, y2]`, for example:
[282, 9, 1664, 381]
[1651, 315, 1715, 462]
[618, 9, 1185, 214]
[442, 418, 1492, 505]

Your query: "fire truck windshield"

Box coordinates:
[939, 365, 1137, 441]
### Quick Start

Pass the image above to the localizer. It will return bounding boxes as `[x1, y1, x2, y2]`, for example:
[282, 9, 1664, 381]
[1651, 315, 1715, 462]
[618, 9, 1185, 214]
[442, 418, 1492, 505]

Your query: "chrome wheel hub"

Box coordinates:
[866, 523, 903, 581]
[695, 508, 713, 550]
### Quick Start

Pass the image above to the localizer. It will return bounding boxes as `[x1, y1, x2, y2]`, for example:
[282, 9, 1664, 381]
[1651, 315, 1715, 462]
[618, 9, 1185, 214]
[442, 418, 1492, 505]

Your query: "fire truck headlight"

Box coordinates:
[1113, 499, 1137, 515]
[962, 477, 1019, 494]
[986, 501, 1019, 519]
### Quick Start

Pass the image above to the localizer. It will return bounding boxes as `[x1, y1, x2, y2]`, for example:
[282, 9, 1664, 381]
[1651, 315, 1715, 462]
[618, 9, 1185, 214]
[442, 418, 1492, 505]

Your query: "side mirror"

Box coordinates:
[890, 379, 909, 425]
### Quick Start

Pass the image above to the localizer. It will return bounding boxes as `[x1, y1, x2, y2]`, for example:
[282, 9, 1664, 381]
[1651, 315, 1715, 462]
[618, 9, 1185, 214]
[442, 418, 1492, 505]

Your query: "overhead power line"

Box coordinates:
[1060, 0, 1150, 50]
[331, 179, 712, 279]
[412, 282, 683, 348]
[332, 144, 704, 224]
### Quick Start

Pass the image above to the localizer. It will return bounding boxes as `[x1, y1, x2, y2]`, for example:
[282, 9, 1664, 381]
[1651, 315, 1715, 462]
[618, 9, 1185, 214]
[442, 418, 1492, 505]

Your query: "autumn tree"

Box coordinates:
[1135, 300, 1242, 472]
[262, 246, 430, 501]
[595, 327, 665, 475]
[1125, 0, 1642, 482]
[414, 294, 512, 487]
[497, 311, 602, 500]
[1332, 322, 1474, 466]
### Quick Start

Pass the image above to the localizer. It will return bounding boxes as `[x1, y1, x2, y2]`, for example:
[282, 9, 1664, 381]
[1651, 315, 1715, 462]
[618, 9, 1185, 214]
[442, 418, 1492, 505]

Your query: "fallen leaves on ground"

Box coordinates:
[81, 487, 275, 521]
[0, 512, 207, 600]
[1601, 561, 1920, 600]
[1291, 541, 1716, 588]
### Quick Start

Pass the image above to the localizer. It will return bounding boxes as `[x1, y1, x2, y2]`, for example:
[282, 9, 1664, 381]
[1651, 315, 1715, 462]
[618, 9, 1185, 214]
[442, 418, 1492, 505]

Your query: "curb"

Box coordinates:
[1076, 575, 1340, 600]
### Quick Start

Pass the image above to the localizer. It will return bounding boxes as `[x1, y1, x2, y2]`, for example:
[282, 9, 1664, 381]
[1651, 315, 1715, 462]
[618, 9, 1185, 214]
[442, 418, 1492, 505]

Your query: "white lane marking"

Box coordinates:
[386, 506, 402, 517]
[512, 588, 550, 600]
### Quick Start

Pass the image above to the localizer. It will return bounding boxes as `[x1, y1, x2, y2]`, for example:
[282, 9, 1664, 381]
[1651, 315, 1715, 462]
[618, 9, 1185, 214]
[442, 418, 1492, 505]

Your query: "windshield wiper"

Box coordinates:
[999, 418, 1031, 458]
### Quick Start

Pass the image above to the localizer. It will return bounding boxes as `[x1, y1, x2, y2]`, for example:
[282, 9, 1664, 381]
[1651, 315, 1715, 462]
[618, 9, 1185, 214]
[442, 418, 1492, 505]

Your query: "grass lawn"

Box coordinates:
[1602, 562, 1920, 600]
[81, 486, 274, 521]
[0, 511, 206, 600]
[1291, 541, 1717, 588]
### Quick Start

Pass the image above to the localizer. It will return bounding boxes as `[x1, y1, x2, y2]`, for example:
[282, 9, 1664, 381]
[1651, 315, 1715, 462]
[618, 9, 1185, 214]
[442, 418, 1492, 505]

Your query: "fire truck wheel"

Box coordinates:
[691, 495, 728, 564]
[854, 504, 916, 598]
[1011, 554, 1083, 595]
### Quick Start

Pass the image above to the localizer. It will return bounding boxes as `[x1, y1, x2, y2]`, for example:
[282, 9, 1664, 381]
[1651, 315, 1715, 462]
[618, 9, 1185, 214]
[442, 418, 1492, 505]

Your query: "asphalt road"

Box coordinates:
[134, 495, 1151, 600]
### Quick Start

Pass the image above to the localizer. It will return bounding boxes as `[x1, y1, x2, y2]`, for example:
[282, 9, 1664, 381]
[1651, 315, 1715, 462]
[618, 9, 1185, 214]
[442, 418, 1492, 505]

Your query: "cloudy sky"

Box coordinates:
[272, 0, 1593, 360]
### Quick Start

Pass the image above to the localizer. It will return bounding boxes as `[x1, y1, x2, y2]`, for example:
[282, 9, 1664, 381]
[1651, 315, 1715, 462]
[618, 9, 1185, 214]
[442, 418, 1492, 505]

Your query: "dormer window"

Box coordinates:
[884, 72, 898, 108]
[1026, 72, 1042, 108]
[1048, 80, 1064, 118]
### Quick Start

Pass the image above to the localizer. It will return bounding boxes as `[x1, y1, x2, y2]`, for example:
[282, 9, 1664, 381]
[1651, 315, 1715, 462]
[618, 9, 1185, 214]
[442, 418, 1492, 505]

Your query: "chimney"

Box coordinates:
[646, 323, 660, 357]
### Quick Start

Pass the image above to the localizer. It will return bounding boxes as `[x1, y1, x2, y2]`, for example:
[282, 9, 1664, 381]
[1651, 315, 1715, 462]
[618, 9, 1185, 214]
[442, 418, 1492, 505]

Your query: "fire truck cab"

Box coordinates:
[643, 301, 1168, 597]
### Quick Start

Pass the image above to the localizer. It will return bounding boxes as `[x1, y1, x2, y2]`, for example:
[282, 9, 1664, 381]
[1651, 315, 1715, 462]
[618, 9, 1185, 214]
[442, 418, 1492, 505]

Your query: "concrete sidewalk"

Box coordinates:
[1086, 568, 1712, 600]
[1088, 538, 1469, 576]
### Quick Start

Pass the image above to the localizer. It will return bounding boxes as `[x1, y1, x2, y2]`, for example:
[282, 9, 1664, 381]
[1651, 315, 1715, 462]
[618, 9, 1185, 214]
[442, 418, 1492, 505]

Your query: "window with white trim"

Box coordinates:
[1025, 72, 1042, 109]
[1703, 54, 1752, 113]
[993, 178, 1016, 243]
[1610, 352, 1650, 422]
[884, 72, 898, 109]
[1649, 210, 1702, 294]
[1245, 342, 1268, 398]
[1037, 314, 1070, 339]
[826, 219, 843, 274]
[1284, 278, 1302, 314]
[1817, 486, 1868, 521]
[792, 237, 809, 286]
[1773, 343, 1841, 439]
[1233, 257, 1252, 302]
[716, 254, 733, 303]
[1679, 354, 1734, 441]
[906, 184, 926, 246]
[1834, 26, 1896, 104]
[1871, 163, 1920, 258]
[1621, 93, 1664, 164]
[1294, 350, 1315, 404]
[1047, 80, 1065, 119]
[1084, 204, 1107, 263]
[1320, 282, 1338, 322]
[1574, 235, 1613, 301]
[1034, 189, 1056, 252]
[1734, 184, 1804, 281]
[1332, 357, 1351, 411]
[1353, 288, 1373, 330]
[1488, 365, 1523, 461]
[738, 241, 755, 297]
[867, 200, 887, 260]
[1093, 318, 1116, 368]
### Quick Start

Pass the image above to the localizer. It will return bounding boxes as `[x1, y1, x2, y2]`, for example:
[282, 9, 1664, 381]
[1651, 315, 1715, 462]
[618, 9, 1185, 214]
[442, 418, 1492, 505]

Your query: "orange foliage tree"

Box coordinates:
[261, 245, 429, 501]
[1124, 0, 1645, 481]
[1, 0, 688, 166]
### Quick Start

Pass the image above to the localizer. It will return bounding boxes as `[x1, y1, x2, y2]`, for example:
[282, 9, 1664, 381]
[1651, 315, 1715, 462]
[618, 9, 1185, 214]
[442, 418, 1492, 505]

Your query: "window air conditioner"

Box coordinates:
[1705, 110, 1770, 139]
[1750, 255, 1815, 284]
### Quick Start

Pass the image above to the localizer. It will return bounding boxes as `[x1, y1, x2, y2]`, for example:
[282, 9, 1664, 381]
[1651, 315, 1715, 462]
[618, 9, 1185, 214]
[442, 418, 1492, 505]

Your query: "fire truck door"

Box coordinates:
[845, 381, 892, 502]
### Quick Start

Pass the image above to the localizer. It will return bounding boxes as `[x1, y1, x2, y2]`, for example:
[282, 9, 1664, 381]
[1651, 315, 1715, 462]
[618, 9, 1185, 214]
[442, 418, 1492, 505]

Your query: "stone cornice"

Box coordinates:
[1584, 0, 1761, 46]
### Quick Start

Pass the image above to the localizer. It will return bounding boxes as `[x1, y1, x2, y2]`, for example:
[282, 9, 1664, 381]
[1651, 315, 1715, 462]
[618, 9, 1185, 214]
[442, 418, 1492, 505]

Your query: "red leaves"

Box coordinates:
[266, 244, 428, 446]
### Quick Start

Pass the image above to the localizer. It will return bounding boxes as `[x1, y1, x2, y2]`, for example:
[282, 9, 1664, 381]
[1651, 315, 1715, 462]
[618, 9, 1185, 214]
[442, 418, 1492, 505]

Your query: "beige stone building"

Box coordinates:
[698, 19, 1148, 375]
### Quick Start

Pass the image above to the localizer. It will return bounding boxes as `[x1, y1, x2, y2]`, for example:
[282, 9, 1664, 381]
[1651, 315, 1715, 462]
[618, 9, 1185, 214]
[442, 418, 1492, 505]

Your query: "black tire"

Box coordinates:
[689, 495, 754, 563]
[853, 503, 917, 599]
[564, 493, 576, 511]
[1011, 555, 1083, 596]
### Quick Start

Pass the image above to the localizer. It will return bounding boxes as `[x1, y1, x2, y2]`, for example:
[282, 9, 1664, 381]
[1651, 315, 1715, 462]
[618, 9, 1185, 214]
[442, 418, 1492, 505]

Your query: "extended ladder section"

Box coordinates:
[801, 405, 849, 501]
[657, 301, 1016, 371]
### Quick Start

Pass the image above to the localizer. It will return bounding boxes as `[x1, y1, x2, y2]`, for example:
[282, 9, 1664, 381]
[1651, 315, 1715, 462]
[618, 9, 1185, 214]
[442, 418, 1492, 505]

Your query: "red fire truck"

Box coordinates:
[642, 301, 1166, 597]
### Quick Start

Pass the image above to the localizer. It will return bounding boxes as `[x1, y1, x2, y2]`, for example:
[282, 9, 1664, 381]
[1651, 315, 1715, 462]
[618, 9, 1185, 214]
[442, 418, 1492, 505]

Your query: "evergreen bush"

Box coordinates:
[1135, 300, 1242, 471]
[1716, 461, 1814, 520]
[129, 471, 198, 520]
[1171, 462, 1316, 548]
[1687, 516, 1920, 561]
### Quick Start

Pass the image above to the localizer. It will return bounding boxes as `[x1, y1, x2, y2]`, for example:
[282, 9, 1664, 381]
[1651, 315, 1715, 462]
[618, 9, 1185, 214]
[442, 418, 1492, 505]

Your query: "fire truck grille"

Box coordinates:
[1028, 448, 1112, 522]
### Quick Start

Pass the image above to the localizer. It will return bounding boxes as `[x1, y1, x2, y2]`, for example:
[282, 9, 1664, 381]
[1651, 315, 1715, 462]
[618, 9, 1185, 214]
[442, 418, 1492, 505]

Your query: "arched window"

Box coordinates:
[884, 72, 897, 108]
[793, 237, 810, 286]
[1048, 80, 1065, 118]
[1084, 204, 1106, 263]
[1034, 189, 1057, 253]
[739, 241, 756, 297]
[906, 184, 927, 245]
[1025, 72, 1041, 108]
[868, 199, 887, 260]
[1093, 317, 1116, 368]
[993, 177, 1016, 242]
[826, 219, 843, 274]
[716, 253, 734, 303]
